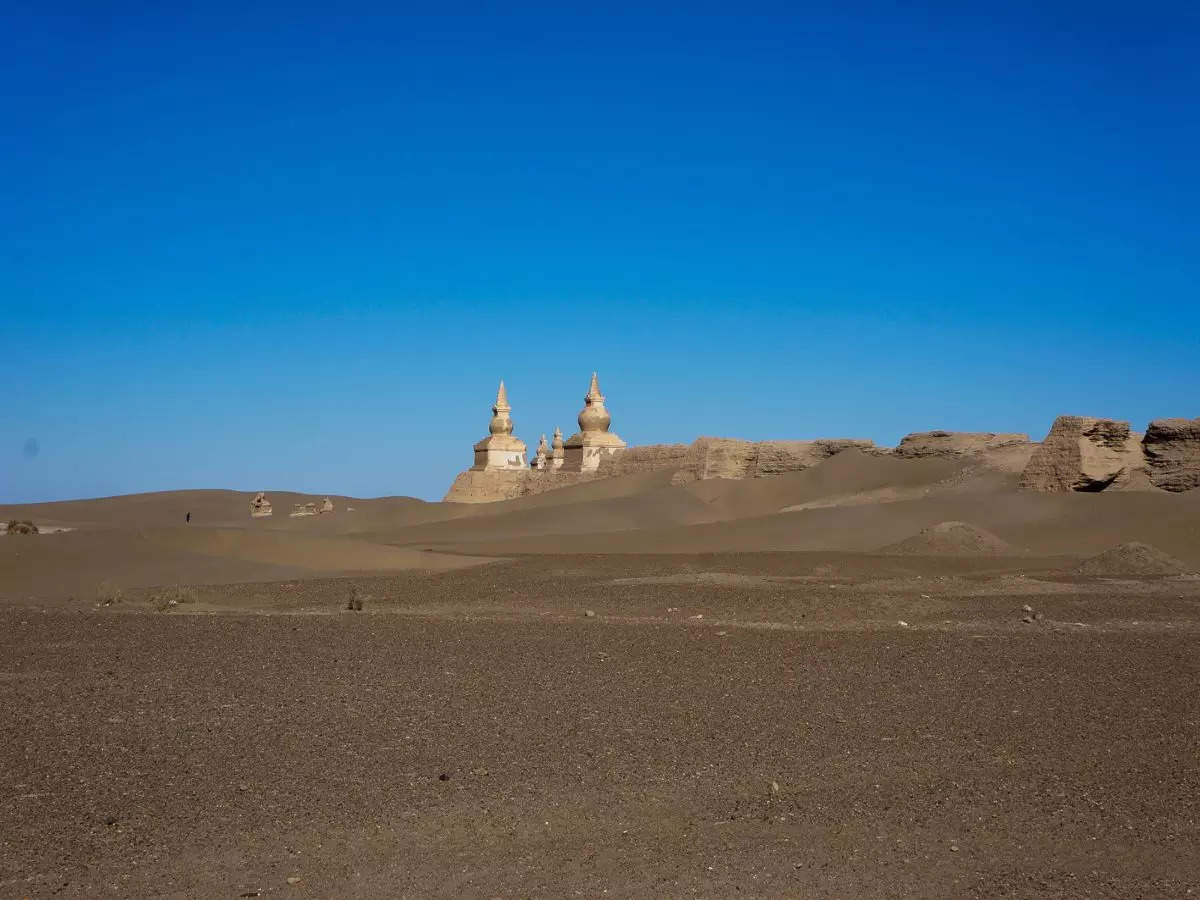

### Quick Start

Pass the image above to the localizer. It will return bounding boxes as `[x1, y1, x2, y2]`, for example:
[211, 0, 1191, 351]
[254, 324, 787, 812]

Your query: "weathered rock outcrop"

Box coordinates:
[290, 502, 319, 518]
[1019, 416, 1146, 492]
[670, 437, 877, 483]
[1142, 418, 1200, 492]
[249, 492, 273, 518]
[750, 439, 876, 477]
[895, 431, 1030, 458]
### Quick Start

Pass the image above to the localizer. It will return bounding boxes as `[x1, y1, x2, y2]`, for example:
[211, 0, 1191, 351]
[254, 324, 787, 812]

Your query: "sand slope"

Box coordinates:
[5, 451, 1200, 598]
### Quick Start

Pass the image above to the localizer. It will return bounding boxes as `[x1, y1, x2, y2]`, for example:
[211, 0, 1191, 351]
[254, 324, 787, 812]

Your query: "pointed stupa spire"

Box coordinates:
[489, 379, 513, 436]
[586, 371, 603, 402]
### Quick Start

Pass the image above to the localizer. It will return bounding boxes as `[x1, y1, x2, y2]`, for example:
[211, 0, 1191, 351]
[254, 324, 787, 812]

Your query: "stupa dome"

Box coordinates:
[577, 372, 612, 434]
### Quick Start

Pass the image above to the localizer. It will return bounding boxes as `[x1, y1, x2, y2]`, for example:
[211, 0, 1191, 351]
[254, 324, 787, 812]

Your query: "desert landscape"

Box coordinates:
[3, 412, 1199, 898]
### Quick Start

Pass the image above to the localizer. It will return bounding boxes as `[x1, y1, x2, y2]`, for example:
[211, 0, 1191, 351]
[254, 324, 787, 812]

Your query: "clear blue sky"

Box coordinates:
[3, 1, 1197, 502]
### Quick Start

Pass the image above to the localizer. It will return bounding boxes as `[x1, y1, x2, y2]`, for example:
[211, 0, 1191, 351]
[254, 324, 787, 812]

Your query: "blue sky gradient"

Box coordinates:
[4, 1, 1198, 502]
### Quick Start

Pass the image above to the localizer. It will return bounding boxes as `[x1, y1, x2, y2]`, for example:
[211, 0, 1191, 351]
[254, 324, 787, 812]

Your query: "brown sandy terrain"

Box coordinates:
[2, 453, 1199, 897]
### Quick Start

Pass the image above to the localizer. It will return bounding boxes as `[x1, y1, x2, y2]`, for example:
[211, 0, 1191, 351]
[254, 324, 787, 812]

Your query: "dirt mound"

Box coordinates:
[1074, 542, 1190, 577]
[880, 521, 1014, 557]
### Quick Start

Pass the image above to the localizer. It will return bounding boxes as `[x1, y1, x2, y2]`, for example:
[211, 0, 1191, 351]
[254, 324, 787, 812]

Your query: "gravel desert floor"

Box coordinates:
[3, 554, 1199, 899]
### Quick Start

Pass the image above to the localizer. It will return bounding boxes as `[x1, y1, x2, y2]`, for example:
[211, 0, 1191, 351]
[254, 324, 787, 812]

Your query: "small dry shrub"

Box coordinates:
[346, 584, 364, 611]
[149, 586, 197, 612]
[97, 580, 123, 606]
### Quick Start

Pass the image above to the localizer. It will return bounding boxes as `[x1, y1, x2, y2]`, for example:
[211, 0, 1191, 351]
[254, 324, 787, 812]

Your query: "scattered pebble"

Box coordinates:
[438, 773, 450, 781]
[1021, 615, 1033, 624]
[716, 631, 728, 636]
[898, 621, 909, 628]
[584, 610, 595, 618]
[103, 815, 116, 826]
[770, 781, 780, 794]
[690, 614, 703, 619]
[1022, 604, 1034, 613]
[286, 876, 302, 885]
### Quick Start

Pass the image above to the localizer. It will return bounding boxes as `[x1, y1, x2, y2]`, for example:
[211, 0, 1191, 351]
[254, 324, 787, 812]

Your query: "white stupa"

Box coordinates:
[563, 372, 626, 472]
[472, 380, 528, 471]
[550, 426, 566, 471]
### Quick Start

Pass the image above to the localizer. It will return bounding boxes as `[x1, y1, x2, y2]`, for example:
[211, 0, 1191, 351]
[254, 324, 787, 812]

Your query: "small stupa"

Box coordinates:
[550, 426, 566, 471]
[533, 434, 549, 470]
[249, 492, 273, 518]
[563, 372, 626, 472]
[472, 380, 528, 470]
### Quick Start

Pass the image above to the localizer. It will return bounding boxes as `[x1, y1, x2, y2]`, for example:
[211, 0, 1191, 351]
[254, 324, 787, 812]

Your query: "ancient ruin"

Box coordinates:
[249, 492, 273, 517]
[443, 381, 532, 502]
[320, 497, 334, 513]
[443, 377, 1200, 503]
[290, 502, 318, 518]
[563, 373, 626, 473]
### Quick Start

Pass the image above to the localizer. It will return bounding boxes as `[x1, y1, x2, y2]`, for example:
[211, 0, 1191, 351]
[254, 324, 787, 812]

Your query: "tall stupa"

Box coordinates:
[563, 372, 626, 472]
[472, 380, 528, 470]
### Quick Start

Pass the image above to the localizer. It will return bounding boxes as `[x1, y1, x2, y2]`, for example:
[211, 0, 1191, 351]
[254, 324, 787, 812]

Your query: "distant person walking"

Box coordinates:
[186, 512, 191, 524]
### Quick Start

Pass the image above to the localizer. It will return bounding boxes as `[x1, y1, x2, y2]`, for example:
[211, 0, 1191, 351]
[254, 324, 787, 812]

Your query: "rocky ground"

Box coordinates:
[2, 555, 1198, 898]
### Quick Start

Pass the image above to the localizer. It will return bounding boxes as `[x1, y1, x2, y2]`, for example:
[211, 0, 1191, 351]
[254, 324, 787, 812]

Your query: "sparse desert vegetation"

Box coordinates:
[148, 585, 198, 611]
[95, 580, 123, 606]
